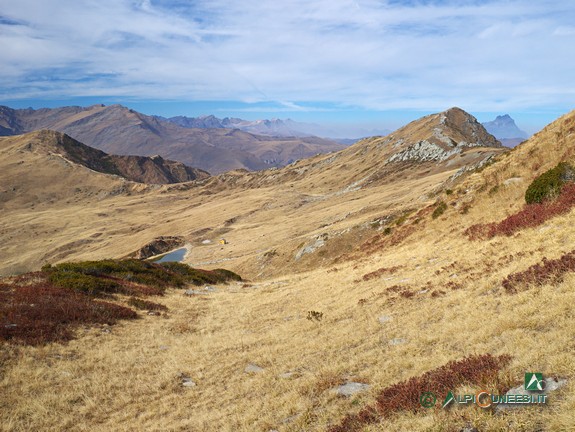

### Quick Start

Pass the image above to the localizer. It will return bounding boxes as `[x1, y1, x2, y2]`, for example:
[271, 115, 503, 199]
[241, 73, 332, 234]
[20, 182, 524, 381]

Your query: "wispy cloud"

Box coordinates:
[0, 0, 574, 114]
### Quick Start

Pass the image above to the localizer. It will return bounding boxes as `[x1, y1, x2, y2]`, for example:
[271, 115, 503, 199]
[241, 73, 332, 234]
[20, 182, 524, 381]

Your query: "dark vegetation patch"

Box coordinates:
[431, 201, 448, 219]
[465, 183, 575, 239]
[358, 266, 403, 282]
[1, 259, 241, 346]
[0, 282, 137, 345]
[502, 249, 575, 293]
[525, 162, 574, 204]
[43, 259, 241, 297]
[328, 354, 511, 432]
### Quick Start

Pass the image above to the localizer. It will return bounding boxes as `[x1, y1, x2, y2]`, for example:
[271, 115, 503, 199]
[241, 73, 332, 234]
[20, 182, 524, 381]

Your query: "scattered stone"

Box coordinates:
[177, 372, 196, 387]
[203, 285, 217, 292]
[496, 377, 567, 411]
[279, 372, 296, 379]
[245, 364, 264, 374]
[159, 345, 170, 350]
[182, 377, 196, 387]
[201, 239, 212, 244]
[504, 177, 523, 186]
[184, 289, 208, 296]
[459, 425, 479, 432]
[378, 315, 392, 324]
[389, 338, 407, 346]
[147, 311, 161, 316]
[334, 382, 370, 397]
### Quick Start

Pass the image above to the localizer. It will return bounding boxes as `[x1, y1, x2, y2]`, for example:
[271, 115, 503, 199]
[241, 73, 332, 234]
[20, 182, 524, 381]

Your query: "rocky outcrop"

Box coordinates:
[385, 107, 501, 164]
[388, 140, 461, 162]
[132, 236, 186, 259]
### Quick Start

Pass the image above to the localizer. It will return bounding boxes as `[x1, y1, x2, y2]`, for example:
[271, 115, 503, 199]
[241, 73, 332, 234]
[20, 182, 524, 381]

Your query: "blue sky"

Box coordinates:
[1, 0, 574, 136]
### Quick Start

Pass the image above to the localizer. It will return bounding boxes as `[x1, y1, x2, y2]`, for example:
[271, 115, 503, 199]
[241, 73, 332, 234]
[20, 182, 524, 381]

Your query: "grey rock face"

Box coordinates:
[295, 234, 328, 260]
[388, 140, 462, 163]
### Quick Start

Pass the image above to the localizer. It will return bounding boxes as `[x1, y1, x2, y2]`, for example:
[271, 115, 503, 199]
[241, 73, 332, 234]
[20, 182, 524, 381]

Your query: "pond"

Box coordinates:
[153, 247, 187, 263]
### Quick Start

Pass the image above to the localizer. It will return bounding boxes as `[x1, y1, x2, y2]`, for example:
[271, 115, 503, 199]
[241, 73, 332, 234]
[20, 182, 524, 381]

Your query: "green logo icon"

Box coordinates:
[525, 373, 544, 391]
[442, 391, 455, 408]
[420, 392, 436, 408]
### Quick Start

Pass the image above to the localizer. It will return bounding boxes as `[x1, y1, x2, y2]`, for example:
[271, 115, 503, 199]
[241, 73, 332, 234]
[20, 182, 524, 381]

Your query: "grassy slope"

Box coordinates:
[1, 111, 575, 431]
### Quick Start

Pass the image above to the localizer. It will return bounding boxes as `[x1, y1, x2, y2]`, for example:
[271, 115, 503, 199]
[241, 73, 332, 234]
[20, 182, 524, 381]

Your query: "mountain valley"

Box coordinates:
[1, 107, 575, 432]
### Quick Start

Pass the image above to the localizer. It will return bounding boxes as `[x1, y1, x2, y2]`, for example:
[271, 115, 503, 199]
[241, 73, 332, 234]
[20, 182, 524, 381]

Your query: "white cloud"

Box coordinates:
[0, 0, 574, 113]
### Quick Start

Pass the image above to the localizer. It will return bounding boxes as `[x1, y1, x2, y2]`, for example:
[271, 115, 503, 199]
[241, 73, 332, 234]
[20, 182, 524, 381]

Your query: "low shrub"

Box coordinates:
[44, 259, 242, 295]
[328, 354, 511, 432]
[1, 259, 242, 345]
[160, 262, 242, 285]
[360, 266, 402, 282]
[0, 282, 137, 345]
[466, 183, 575, 239]
[432, 201, 447, 219]
[525, 162, 574, 204]
[502, 249, 575, 293]
[306, 310, 324, 321]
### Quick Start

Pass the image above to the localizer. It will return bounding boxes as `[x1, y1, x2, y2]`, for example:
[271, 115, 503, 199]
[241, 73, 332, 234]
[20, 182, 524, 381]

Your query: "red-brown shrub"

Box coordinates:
[0, 282, 137, 345]
[466, 183, 575, 240]
[359, 266, 403, 282]
[328, 354, 511, 432]
[502, 249, 575, 293]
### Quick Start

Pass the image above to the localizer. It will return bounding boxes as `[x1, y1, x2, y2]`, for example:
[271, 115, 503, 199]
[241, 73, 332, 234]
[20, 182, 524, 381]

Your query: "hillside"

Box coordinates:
[0, 130, 209, 185]
[0, 104, 345, 174]
[0, 107, 505, 276]
[2, 108, 575, 431]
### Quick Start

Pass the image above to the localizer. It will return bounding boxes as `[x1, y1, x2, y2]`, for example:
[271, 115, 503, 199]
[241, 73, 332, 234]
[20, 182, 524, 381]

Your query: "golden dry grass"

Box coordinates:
[2, 199, 575, 431]
[2, 111, 575, 431]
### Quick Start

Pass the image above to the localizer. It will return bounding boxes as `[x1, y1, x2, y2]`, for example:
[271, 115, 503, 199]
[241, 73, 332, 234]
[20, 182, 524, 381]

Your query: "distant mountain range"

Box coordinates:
[161, 114, 391, 141]
[481, 114, 528, 147]
[0, 105, 345, 174]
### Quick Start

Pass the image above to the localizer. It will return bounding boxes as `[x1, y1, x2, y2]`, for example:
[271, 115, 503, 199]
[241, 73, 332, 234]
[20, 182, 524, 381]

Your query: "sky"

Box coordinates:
[1, 0, 574, 136]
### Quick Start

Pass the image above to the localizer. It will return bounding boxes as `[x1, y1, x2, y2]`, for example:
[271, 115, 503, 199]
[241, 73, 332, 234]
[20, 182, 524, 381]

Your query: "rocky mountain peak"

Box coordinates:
[383, 107, 501, 164]
[482, 114, 528, 139]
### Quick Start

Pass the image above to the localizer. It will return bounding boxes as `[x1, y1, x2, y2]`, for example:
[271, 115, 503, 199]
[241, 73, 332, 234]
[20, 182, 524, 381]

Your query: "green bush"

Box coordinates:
[525, 162, 575, 204]
[432, 201, 448, 219]
[43, 259, 242, 295]
[48, 271, 121, 295]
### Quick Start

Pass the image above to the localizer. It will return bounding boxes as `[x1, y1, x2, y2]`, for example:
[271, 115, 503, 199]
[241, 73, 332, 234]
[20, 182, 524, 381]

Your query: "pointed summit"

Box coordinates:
[383, 107, 501, 163]
[482, 114, 528, 139]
